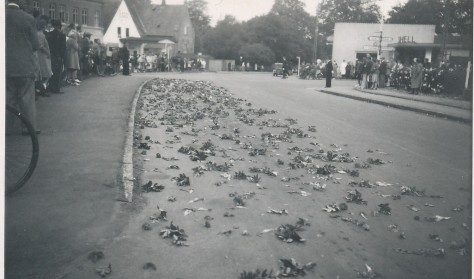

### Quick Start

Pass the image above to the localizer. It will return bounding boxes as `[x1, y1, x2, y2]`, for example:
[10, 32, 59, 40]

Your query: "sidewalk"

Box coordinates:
[318, 85, 472, 124]
[5, 74, 152, 278]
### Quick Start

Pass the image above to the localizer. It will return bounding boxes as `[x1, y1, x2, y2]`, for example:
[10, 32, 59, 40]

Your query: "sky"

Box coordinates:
[154, 0, 408, 26]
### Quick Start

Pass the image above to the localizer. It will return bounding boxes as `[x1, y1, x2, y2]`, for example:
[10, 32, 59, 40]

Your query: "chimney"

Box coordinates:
[162, 0, 166, 5]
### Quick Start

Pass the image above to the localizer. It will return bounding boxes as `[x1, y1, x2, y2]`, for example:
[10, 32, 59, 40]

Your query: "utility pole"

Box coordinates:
[441, 0, 450, 63]
[313, 1, 319, 63]
[314, 0, 324, 63]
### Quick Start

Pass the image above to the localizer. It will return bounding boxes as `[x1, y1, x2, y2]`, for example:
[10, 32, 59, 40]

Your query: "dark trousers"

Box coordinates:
[49, 57, 63, 93]
[6, 77, 37, 129]
[122, 59, 129, 75]
[326, 74, 332, 87]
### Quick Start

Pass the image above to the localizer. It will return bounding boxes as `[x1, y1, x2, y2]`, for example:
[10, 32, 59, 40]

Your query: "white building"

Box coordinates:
[332, 23, 436, 64]
[332, 22, 471, 66]
[102, 0, 194, 57]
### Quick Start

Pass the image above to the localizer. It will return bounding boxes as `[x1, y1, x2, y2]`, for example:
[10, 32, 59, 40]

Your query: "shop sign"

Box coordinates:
[398, 36, 415, 43]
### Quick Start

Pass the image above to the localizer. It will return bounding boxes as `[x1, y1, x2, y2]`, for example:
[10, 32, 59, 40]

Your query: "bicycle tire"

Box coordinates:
[5, 105, 39, 195]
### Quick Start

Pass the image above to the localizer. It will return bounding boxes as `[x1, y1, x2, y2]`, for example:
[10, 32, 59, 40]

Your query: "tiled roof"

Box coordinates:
[124, 0, 189, 39]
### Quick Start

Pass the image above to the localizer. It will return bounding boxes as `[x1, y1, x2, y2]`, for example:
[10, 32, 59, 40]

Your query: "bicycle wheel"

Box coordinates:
[5, 105, 39, 195]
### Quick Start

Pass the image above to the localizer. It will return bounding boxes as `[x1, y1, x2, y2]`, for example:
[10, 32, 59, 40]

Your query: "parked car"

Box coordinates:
[272, 63, 283, 76]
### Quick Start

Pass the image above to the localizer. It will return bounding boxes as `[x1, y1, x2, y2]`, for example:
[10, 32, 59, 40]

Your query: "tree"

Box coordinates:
[185, 0, 211, 53]
[317, 0, 381, 34]
[202, 15, 244, 59]
[238, 43, 276, 66]
[269, 0, 315, 41]
[316, 0, 380, 59]
[244, 14, 313, 63]
[387, 0, 472, 35]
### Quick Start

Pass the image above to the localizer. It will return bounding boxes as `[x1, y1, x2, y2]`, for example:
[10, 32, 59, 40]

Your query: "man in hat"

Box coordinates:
[46, 19, 66, 94]
[6, 0, 40, 132]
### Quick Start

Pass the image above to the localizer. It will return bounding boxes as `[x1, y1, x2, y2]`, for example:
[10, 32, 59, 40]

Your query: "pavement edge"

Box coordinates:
[318, 89, 471, 124]
[118, 79, 152, 202]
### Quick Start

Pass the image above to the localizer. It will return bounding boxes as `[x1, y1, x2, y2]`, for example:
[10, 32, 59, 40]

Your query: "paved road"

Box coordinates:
[6, 72, 471, 278]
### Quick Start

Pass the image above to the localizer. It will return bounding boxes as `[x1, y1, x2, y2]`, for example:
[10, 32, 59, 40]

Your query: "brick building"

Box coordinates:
[20, 0, 104, 39]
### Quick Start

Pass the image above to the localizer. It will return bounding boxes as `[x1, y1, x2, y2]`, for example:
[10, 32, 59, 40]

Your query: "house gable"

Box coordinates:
[103, 0, 141, 45]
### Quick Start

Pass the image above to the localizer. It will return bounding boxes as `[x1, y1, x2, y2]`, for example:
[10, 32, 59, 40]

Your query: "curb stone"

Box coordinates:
[118, 79, 152, 202]
[354, 87, 471, 110]
[318, 89, 471, 125]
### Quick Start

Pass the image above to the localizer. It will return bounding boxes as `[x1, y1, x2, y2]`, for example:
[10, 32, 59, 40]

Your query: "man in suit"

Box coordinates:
[325, 60, 333, 88]
[46, 19, 66, 94]
[120, 44, 130, 75]
[6, 0, 40, 132]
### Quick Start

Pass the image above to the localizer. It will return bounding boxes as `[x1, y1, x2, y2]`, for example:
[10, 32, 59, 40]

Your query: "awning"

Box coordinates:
[388, 42, 442, 48]
[356, 50, 377, 53]
[120, 36, 175, 44]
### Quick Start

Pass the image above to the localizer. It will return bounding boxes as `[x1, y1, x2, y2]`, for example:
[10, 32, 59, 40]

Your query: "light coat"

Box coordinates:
[36, 31, 52, 79]
[66, 37, 80, 70]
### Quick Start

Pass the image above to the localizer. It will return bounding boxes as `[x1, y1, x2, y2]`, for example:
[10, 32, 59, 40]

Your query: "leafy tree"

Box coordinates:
[238, 43, 276, 66]
[185, 0, 211, 53]
[202, 15, 244, 59]
[316, 0, 380, 59]
[269, 0, 315, 38]
[387, 0, 472, 35]
[317, 0, 381, 34]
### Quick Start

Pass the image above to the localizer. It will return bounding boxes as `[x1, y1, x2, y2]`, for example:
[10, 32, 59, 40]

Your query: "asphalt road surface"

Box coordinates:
[5, 72, 471, 279]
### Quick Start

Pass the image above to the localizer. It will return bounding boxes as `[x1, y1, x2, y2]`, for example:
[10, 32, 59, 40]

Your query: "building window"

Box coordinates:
[94, 10, 100, 27]
[72, 7, 79, 24]
[58, 5, 65, 22]
[49, 3, 56, 19]
[117, 27, 121, 37]
[126, 28, 129, 37]
[81, 9, 88, 25]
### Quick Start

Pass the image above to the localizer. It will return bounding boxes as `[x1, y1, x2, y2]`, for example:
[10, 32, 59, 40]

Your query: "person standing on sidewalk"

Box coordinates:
[325, 60, 333, 88]
[46, 19, 66, 94]
[35, 18, 52, 97]
[362, 57, 373, 89]
[6, 0, 40, 132]
[66, 31, 81, 85]
[371, 59, 380, 90]
[410, 58, 423, 94]
[356, 58, 364, 86]
[379, 58, 387, 88]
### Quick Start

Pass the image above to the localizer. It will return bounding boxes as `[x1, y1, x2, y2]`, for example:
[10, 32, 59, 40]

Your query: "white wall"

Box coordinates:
[103, 0, 141, 45]
[332, 23, 436, 64]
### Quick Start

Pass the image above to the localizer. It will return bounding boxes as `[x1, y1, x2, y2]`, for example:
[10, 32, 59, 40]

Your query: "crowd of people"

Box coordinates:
[134, 52, 207, 73]
[299, 57, 468, 95]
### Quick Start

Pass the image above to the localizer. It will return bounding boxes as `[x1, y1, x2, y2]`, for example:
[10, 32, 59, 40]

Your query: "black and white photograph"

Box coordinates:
[4, 0, 473, 278]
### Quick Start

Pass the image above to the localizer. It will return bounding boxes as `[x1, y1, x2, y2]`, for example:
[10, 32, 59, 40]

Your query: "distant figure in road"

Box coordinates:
[6, 0, 40, 132]
[410, 58, 423, 94]
[282, 56, 289, 79]
[120, 44, 130, 75]
[325, 60, 333, 88]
